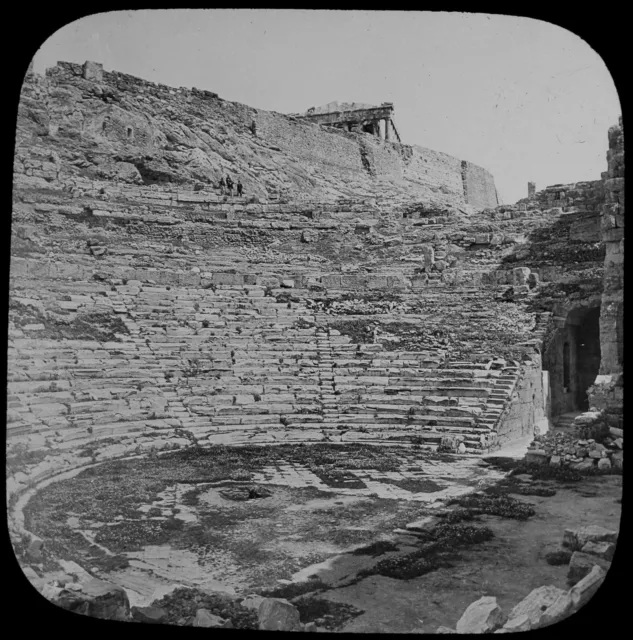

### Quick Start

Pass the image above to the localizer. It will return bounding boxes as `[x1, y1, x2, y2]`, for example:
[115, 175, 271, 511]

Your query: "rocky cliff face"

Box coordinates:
[16, 61, 498, 209]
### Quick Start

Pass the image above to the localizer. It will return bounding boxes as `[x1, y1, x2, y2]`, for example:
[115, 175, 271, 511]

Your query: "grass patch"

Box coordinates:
[294, 596, 364, 630]
[357, 523, 494, 581]
[258, 577, 329, 600]
[379, 477, 444, 493]
[447, 492, 536, 520]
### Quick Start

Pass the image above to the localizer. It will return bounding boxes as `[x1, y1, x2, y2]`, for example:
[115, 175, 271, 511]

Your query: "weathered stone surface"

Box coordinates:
[193, 609, 233, 628]
[563, 525, 618, 551]
[506, 585, 566, 629]
[537, 591, 574, 628]
[131, 605, 167, 624]
[436, 626, 457, 633]
[567, 551, 611, 586]
[569, 564, 606, 611]
[258, 597, 302, 631]
[580, 540, 616, 561]
[51, 578, 130, 621]
[241, 594, 266, 611]
[456, 596, 506, 634]
[502, 614, 532, 632]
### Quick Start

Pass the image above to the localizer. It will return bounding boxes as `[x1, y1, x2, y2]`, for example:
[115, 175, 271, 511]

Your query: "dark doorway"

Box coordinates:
[574, 307, 601, 411]
[544, 305, 601, 416]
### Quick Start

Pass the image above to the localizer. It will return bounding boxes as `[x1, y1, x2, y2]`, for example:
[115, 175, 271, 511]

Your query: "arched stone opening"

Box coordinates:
[544, 305, 601, 417]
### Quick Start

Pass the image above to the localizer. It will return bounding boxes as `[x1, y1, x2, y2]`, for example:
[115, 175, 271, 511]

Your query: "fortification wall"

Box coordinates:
[19, 61, 498, 208]
[404, 145, 464, 199]
[462, 161, 498, 209]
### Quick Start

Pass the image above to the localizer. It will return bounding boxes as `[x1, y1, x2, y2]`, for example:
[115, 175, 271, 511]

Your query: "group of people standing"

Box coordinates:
[219, 175, 243, 197]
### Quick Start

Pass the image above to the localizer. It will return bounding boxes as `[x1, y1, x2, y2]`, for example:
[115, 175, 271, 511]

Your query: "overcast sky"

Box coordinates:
[31, 10, 620, 204]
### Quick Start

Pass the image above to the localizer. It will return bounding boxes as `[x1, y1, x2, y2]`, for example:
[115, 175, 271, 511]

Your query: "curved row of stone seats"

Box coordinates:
[9, 266, 527, 453]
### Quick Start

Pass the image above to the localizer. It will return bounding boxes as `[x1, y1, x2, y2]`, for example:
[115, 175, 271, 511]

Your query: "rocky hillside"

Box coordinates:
[16, 60, 497, 209]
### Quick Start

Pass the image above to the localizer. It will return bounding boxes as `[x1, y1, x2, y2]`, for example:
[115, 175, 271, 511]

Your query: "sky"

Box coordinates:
[30, 10, 621, 204]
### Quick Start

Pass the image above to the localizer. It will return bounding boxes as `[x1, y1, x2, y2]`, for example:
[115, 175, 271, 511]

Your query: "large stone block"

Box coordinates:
[506, 585, 566, 630]
[51, 578, 130, 621]
[512, 267, 531, 285]
[567, 551, 611, 586]
[563, 525, 618, 551]
[83, 61, 104, 82]
[258, 598, 302, 631]
[456, 596, 506, 634]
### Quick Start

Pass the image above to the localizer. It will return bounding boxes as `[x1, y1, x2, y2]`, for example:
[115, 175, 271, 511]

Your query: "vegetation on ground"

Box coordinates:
[152, 587, 258, 628]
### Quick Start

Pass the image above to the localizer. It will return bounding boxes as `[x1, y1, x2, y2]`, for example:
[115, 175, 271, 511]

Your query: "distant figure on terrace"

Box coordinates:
[226, 175, 234, 196]
[250, 120, 257, 136]
[237, 180, 243, 197]
[218, 176, 226, 195]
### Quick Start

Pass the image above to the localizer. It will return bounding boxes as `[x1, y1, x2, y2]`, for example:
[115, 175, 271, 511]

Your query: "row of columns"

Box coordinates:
[366, 118, 392, 140]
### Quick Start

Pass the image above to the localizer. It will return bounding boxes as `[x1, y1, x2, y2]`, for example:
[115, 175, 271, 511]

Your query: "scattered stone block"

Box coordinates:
[194, 609, 233, 628]
[569, 565, 607, 611]
[525, 449, 549, 465]
[512, 267, 531, 285]
[580, 541, 616, 561]
[258, 598, 302, 631]
[612, 451, 623, 469]
[436, 626, 457, 633]
[567, 551, 611, 586]
[597, 457, 612, 470]
[507, 585, 566, 629]
[570, 459, 595, 472]
[563, 525, 618, 551]
[456, 596, 506, 634]
[52, 578, 130, 621]
[537, 592, 574, 629]
[83, 61, 104, 82]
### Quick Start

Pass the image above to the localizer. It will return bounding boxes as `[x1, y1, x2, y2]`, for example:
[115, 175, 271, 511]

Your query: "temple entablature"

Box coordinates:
[292, 101, 401, 142]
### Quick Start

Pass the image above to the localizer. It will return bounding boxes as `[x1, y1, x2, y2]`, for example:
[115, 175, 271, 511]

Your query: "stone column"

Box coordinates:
[384, 118, 391, 141]
[373, 121, 381, 138]
[528, 182, 536, 198]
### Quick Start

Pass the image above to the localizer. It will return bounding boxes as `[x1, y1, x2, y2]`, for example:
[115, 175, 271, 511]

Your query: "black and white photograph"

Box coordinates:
[8, 9, 623, 633]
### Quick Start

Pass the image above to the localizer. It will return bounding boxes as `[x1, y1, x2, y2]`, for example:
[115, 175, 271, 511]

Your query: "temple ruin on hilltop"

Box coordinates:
[292, 101, 402, 142]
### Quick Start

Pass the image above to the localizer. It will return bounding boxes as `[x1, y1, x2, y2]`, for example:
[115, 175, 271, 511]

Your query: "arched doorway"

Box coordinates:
[544, 305, 601, 416]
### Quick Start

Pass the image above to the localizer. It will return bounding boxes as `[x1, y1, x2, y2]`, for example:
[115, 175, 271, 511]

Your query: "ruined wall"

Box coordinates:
[588, 117, 624, 427]
[493, 365, 546, 449]
[403, 145, 464, 200]
[462, 161, 498, 209]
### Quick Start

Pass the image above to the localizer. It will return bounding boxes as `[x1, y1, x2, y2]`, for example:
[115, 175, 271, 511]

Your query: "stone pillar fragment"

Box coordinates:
[384, 118, 391, 141]
[528, 182, 536, 198]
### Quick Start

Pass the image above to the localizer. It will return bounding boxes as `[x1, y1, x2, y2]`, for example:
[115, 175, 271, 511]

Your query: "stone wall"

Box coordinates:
[403, 145, 464, 200]
[20, 61, 498, 209]
[461, 161, 499, 209]
[588, 117, 624, 428]
[493, 365, 547, 449]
